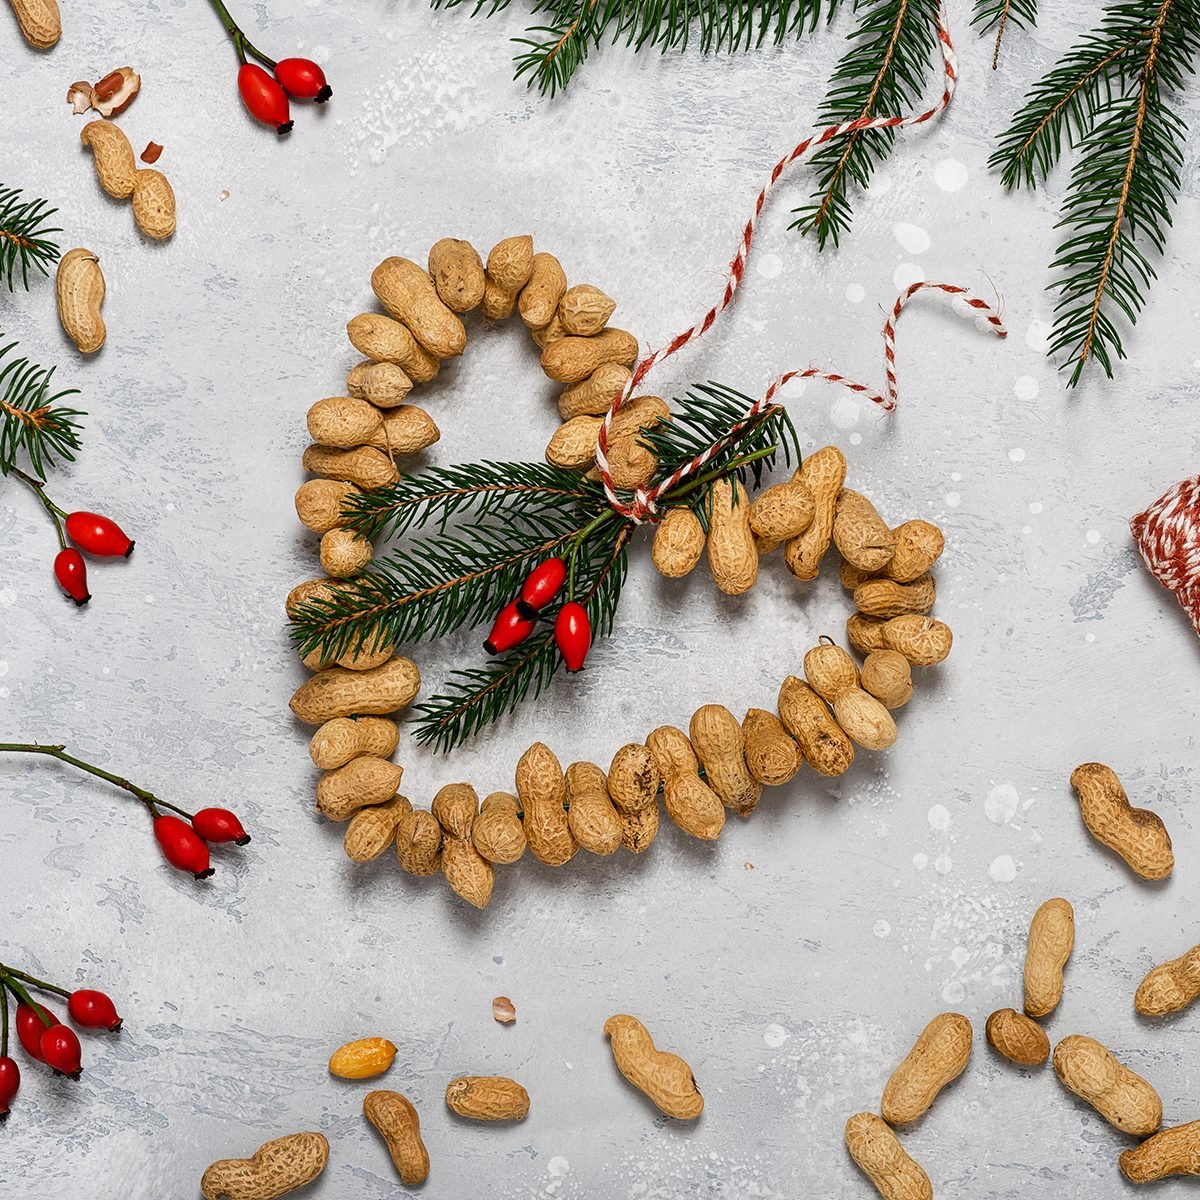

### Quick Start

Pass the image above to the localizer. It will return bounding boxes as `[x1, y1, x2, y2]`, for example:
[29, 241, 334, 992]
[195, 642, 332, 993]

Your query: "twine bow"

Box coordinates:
[592, 9, 1007, 525]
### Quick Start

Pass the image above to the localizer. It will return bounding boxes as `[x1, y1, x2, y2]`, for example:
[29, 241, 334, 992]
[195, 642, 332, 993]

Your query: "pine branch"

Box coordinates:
[0, 187, 61, 292]
[411, 524, 630, 752]
[434, 0, 840, 95]
[791, 0, 941, 249]
[971, 0, 1037, 69]
[0, 339, 84, 478]
[342, 461, 603, 541]
[993, 0, 1199, 384]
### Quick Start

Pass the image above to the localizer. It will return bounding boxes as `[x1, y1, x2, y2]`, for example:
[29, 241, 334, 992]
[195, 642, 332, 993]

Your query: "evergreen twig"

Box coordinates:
[990, 0, 1200, 384]
[971, 0, 1037, 69]
[434, 0, 840, 95]
[0, 187, 61, 292]
[0, 339, 84, 478]
[790, 0, 942, 249]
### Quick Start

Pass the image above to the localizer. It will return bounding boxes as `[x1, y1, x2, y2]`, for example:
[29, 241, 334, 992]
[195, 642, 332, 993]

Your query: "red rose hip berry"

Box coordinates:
[39, 1024, 83, 1079]
[191, 807, 251, 845]
[153, 815, 215, 879]
[68, 989, 122, 1031]
[65, 511, 134, 558]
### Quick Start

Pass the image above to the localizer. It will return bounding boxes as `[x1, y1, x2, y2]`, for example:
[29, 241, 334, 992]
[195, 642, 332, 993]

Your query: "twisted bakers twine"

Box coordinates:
[1132, 476, 1200, 637]
[593, 8, 1007, 525]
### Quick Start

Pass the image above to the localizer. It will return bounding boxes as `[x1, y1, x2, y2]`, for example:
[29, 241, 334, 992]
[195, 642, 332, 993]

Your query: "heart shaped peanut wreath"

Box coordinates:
[286, 236, 1001, 911]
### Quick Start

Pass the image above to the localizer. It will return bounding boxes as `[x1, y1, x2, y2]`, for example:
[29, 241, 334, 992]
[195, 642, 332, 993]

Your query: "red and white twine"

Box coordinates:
[594, 9, 1007, 524]
[1131, 476, 1200, 637]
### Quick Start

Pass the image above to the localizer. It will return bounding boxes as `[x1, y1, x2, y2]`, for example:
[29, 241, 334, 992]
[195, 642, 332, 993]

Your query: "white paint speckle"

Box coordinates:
[547, 1156, 570, 1178]
[989, 855, 1018, 883]
[893, 261, 925, 291]
[831, 394, 860, 429]
[1025, 322, 1051, 353]
[763, 1023, 789, 1049]
[1086, 529, 1100, 545]
[874, 920, 891, 938]
[1029, 501, 1043, 514]
[849, 431, 863, 445]
[913, 853, 928, 871]
[0, 588, 16, 607]
[1013, 375, 1039, 400]
[846, 283, 865, 303]
[934, 854, 953, 875]
[950, 946, 970, 967]
[934, 158, 968, 191]
[985, 784, 1020, 825]
[945, 492, 961, 508]
[1008, 447, 1026, 463]
[757, 252, 783, 279]
[927, 804, 951, 831]
[0, 661, 7, 677]
[893, 222, 931, 255]
[942, 980, 966, 1004]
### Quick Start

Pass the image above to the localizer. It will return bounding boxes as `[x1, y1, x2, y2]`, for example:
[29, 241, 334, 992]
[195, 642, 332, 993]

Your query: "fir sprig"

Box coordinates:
[991, 0, 1200, 384]
[0, 187, 61, 292]
[411, 523, 630, 751]
[972, 0, 1037, 68]
[0, 339, 84, 478]
[791, 0, 941, 249]
[434, 0, 839, 95]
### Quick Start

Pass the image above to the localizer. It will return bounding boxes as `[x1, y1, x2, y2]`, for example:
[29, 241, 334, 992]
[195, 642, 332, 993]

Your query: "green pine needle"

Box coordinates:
[991, 0, 1200, 385]
[0, 187, 62, 292]
[971, 0, 1037, 69]
[434, 0, 841, 95]
[0, 339, 85, 478]
[791, 0, 942, 250]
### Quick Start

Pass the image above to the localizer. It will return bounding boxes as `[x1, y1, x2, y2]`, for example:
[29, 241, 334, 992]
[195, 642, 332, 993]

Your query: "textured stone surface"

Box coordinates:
[3, 3, 1200, 1197]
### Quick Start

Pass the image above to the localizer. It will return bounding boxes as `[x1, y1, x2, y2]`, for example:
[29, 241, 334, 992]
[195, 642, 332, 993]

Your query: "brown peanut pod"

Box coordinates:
[433, 784, 494, 907]
[131, 169, 176, 240]
[844, 1112, 932, 1200]
[363, 1089, 430, 1187]
[854, 574, 936, 620]
[886, 520, 945, 582]
[645, 726, 725, 840]
[530, 312, 566, 349]
[860, 650, 913, 709]
[80, 121, 137, 199]
[307, 396, 384, 447]
[9, 0, 60, 48]
[372, 256, 466, 358]
[558, 362, 632, 419]
[516, 742, 577, 866]
[1052, 1034, 1162, 1136]
[471, 792, 527, 865]
[319, 528, 372, 578]
[317, 756, 404, 821]
[286, 576, 349, 619]
[742, 708, 802, 786]
[309, 716, 399, 770]
[200, 1131, 329, 1200]
[346, 313, 439, 383]
[1120, 1120, 1200, 1183]
[546, 415, 601, 470]
[344, 797, 405, 862]
[604, 1014, 703, 1120]
[518, 252, 567, 329]
[880, 1012, 972, 1125]
[985, 1008, 1050, 1067]
[833, 690, 897, 751]
[295, 479, 362, 534]
[840, 559, 877, 590]
[880, 615, 953, 666]
[706, 477, 758, 596]
[847, 613, 889, 658]
[604, 397, 668, 489]
[445, 1076, 529, 1121]
[749, 479, 815, 543]
[1070, 762, 1174, 881]
[1024, 897, 1075, 1018]
[833, 488, 896, 571]
[1135, 943, 1200, 1017]
[55, 248, 106, 353]
[608, 743, 660, 854]
[395, 800, 443, 876]
[689, 704, 760, 815]
[349, 361, 413, 408]
[652, 507, 706, 578]
[784, 446, 846, 581]
[777, 676, 854, 777]
[540, 328, 639, 384]
[481, 235, 535, 320]
[559, 284, 616, 335]
[303, 444, 399, 490]
[289, 657, 421, 725]
[428, 237, 486, 314]
[378, 405, 440, 457]
[565, 761, 623, 856]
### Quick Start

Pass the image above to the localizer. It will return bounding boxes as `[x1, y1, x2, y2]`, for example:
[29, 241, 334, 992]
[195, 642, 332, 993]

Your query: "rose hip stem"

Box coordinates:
[0, 743, 195, 821]
[11, 466, 69, 552]
[0, 966, 69, 1001]
[206, 0, 279, 68]
[0, 973, 53, 1029]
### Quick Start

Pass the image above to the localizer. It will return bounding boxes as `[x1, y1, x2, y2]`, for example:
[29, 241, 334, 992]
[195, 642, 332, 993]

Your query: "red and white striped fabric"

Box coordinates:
[1131, 475, 1200, 637]
[593, 9, 1008, 524]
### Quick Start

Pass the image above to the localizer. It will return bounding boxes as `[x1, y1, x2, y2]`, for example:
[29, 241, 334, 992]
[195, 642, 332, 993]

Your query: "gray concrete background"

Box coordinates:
[3, 1, 1199, 1196]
